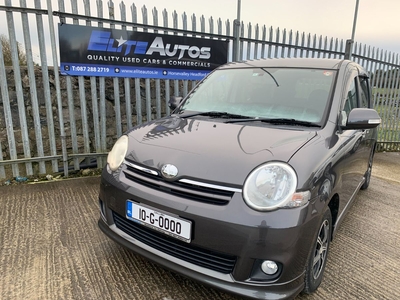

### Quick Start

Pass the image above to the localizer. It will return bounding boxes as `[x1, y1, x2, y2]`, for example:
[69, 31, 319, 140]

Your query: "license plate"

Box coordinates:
[126, 201, 192, 243]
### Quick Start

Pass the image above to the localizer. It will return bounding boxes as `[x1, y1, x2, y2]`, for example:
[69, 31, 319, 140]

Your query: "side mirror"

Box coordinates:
[168, 96, 183, 110]
[341, 108, 381, 130]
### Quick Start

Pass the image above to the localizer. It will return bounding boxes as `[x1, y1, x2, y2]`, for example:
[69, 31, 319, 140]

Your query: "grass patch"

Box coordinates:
[372, 87, 400, 95]
[378, 128, 400, 142]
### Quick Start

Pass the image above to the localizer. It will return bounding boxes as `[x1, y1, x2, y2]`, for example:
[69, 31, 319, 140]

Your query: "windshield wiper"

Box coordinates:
[225, 117, 320, 127]
[177, 111, 252, 119]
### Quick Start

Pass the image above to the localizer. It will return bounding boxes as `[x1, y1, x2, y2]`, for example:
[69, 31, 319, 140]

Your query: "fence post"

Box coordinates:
[344, 39, 353, 60]
[47, 0, 69, 176]
[233, 0, 241, 62]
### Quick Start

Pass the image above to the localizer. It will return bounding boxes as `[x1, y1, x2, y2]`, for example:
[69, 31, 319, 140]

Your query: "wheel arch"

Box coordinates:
[327, 194, 339, 240]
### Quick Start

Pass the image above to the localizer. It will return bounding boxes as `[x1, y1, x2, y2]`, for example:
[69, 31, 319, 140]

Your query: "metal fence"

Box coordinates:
[0, 0, 399, 180]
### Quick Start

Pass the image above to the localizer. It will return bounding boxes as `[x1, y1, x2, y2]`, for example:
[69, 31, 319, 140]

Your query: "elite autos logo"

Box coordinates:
[59, 23, 227, 79]
[87, 31, 211, 60]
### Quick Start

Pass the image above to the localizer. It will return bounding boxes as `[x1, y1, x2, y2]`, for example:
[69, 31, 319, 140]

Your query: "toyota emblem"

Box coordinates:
[161, 164, 178, 179]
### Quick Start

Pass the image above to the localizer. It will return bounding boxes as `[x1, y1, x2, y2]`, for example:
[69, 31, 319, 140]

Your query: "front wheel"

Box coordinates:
[303, 208, 332, 294]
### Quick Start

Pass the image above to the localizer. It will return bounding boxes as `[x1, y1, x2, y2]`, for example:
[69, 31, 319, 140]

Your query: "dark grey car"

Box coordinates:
[98, 58, 381, 299]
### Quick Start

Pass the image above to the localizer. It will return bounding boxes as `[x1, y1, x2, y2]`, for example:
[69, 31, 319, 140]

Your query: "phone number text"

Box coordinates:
[71, 66, 110, 73]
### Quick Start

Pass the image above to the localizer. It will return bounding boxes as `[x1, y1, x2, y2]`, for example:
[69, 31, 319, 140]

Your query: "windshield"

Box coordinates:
[180, 67, 336, 124]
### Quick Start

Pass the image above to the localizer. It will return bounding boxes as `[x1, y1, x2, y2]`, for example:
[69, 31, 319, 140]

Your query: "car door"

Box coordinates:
[337, 66, 371, 208]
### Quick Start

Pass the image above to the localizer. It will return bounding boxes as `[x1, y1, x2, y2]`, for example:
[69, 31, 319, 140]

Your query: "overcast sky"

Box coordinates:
[1, 0, 399, 60]
[94, 0, 399, 54]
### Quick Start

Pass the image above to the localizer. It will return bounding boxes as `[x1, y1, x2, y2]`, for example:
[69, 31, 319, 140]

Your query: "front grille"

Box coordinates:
[113, 212, 237, 274]
[123, 160, 237, 205]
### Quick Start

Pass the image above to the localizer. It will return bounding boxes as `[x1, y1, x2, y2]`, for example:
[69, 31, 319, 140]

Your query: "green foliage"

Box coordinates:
[371, 68, 400, 88]
[0, 34, 27, 66]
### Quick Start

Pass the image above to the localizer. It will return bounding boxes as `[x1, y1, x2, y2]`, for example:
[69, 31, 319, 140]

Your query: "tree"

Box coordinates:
[1, 34, 27, 66]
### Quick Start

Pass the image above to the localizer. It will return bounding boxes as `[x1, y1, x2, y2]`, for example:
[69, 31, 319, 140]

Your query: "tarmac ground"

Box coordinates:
[0, 152, 399, 300]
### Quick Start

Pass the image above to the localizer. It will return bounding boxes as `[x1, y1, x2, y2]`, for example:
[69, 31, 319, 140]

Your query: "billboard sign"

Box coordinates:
[59, 24, 228, 80]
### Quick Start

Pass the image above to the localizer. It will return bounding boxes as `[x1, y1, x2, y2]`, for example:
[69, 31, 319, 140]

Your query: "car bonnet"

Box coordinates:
[125, 116, 317, 186]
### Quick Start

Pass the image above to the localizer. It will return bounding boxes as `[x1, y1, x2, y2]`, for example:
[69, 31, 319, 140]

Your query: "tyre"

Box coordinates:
[361, 146, 375, 190]
[303, 208, 332, 294]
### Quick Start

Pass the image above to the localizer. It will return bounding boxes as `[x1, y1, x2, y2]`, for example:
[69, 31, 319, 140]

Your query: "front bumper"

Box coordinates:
[98, 218, 306, 300]
[98, 166, 322, 299]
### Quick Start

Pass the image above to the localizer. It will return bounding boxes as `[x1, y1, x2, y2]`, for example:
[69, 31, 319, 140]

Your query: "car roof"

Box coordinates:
[219, 58, 348, 70]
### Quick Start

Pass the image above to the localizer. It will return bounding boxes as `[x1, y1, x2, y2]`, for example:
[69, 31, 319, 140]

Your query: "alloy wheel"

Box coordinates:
[312, 219, 330, 280]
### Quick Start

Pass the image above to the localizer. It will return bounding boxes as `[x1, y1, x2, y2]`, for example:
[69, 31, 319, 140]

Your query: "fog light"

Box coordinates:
[261, 260, 278, 275]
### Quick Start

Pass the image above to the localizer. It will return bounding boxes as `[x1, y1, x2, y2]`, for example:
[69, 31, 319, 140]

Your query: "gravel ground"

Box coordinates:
[0, 152, 399, 300]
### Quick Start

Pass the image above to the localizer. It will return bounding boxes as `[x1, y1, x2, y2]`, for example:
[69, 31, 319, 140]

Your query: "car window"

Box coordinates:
[343, 79, 358, 115]
[359, 77, 370, 108]
[341, 75, 371, 126]
[181, 68, 336, 124]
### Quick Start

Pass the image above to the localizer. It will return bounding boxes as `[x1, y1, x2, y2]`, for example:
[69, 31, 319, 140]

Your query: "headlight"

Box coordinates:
[107, 135, 128, 171]
[243, 162, 309, 211]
